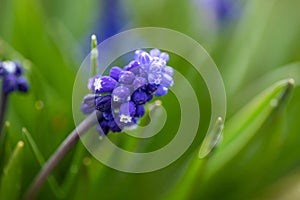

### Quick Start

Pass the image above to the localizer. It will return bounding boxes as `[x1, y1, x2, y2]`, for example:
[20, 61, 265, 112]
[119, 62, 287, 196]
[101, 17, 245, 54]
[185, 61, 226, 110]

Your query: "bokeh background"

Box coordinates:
[0, 0, 300, 199]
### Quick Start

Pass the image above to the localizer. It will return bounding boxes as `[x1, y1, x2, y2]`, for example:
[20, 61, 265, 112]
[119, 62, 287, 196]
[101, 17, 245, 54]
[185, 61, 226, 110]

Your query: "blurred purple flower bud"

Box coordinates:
[2, 74, 17, 94]
[2, 61, 17, 74]
[0, 63, 5, 76]
[0, 61, 29, 94]
[17, 76, 29, 92]
[14, 61, 23, 76]
[199, 0, 241, 28]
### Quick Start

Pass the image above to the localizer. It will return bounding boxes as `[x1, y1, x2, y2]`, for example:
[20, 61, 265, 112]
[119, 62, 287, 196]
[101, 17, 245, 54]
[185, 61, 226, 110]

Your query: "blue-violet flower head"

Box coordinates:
[0, 61, 29, 94]
[81, 48, 174, 135]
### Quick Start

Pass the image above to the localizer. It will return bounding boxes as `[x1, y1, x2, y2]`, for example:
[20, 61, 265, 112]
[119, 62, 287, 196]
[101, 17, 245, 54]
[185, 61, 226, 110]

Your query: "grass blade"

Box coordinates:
[22, 128, 63, 198]
[0, 141, 24, 200]
[199, 117, 224, 159]
[205, 79, 294, 178]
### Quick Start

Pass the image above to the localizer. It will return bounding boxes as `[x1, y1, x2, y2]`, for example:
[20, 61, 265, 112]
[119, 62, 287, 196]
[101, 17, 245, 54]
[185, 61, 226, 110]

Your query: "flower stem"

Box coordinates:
[90, 34, 98, 77]
[25, 112, 98, 200]
[0, 91, 8, 137]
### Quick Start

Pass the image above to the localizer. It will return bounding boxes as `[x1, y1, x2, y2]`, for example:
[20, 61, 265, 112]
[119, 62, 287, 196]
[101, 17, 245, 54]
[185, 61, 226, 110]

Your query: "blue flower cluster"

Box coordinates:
[0, 61, 29, 94]
[81, 49, 174, 135]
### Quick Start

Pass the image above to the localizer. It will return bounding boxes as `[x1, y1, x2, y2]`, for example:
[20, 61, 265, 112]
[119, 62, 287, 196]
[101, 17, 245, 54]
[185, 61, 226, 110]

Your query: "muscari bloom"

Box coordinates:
[0, 61, 29, 94]
[96, 0, 128, 43]
[81, 49, 174, 135]
[199, 0, 241, 27]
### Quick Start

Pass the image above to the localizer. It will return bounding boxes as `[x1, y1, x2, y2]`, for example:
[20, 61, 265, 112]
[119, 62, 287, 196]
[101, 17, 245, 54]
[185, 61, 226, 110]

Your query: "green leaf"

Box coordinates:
[165, 117, 224, 199]
[232, 62, 300, 112]
[205, 79, 294, 179]
[61, 142, 86, 197]
[72, 157, 92, 200]
[22, 128, 63, 198]
[198, 117, 224, 159]
[260, 166, 300, 200]
[223, 0, 277, 95]
[0, 121, 14, 186]
[0, 122, 13, 177]
[0, 141, 24, 200]
[0, 121, 11, 162]
[165, 153, 206, 200]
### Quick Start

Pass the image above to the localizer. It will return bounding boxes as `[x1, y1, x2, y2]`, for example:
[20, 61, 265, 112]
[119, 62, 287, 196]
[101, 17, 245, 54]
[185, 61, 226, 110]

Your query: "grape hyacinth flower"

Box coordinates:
[81, 49, 174, 135]
[94, 0, 129, 43]
[197, 0, 241, 28]
[0, 61, 29, 135]
[0, 61, 29, 94]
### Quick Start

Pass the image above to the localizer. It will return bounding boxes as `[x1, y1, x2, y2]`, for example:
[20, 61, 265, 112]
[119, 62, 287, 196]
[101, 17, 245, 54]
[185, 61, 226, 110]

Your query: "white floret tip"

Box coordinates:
[2, 61, 17, 74]
[94, 78, 102, 91]
[120, 114, 132, 123]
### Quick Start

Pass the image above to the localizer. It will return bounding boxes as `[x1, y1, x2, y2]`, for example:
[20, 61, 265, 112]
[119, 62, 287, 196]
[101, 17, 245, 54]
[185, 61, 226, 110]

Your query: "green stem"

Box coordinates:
[90, 34, 98, 77]
[0, 91, 8, 137]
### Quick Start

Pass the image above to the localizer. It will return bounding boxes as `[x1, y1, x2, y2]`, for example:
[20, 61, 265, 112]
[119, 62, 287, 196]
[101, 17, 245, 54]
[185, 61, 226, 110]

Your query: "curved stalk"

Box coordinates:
[0, 92, 8, 136]
[25, 112, 98, 200]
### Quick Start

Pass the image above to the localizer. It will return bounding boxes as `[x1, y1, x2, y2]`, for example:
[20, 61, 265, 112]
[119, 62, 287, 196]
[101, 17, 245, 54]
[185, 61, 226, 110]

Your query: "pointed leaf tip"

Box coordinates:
[288, 78, 295, 86]
[0, 141, 24, 200]
[198, 117, 224, 159]
[17, 141, 24, 148]
[273, 78, 294, 110]
[154, 100, 162, 106]
[91, 34, 97, 49]
[5, 121, 10, 127]
[204, 79, 294, 178]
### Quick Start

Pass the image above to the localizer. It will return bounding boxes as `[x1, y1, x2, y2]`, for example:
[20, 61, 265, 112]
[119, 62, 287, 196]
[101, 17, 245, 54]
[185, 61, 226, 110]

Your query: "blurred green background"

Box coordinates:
[0, 0, 300, 199]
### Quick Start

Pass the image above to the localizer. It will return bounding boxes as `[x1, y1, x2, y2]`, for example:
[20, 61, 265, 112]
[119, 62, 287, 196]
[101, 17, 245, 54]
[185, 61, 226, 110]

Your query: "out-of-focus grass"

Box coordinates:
[0, 0, 299, 199]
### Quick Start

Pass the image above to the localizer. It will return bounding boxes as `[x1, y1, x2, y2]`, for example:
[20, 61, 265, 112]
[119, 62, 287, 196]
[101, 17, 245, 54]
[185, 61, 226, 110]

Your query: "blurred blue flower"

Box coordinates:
[81, 49, 174, 135]
[96, 0, 129, 43]
[0, 61, 29, 94]
[197, 0, 241, 28]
